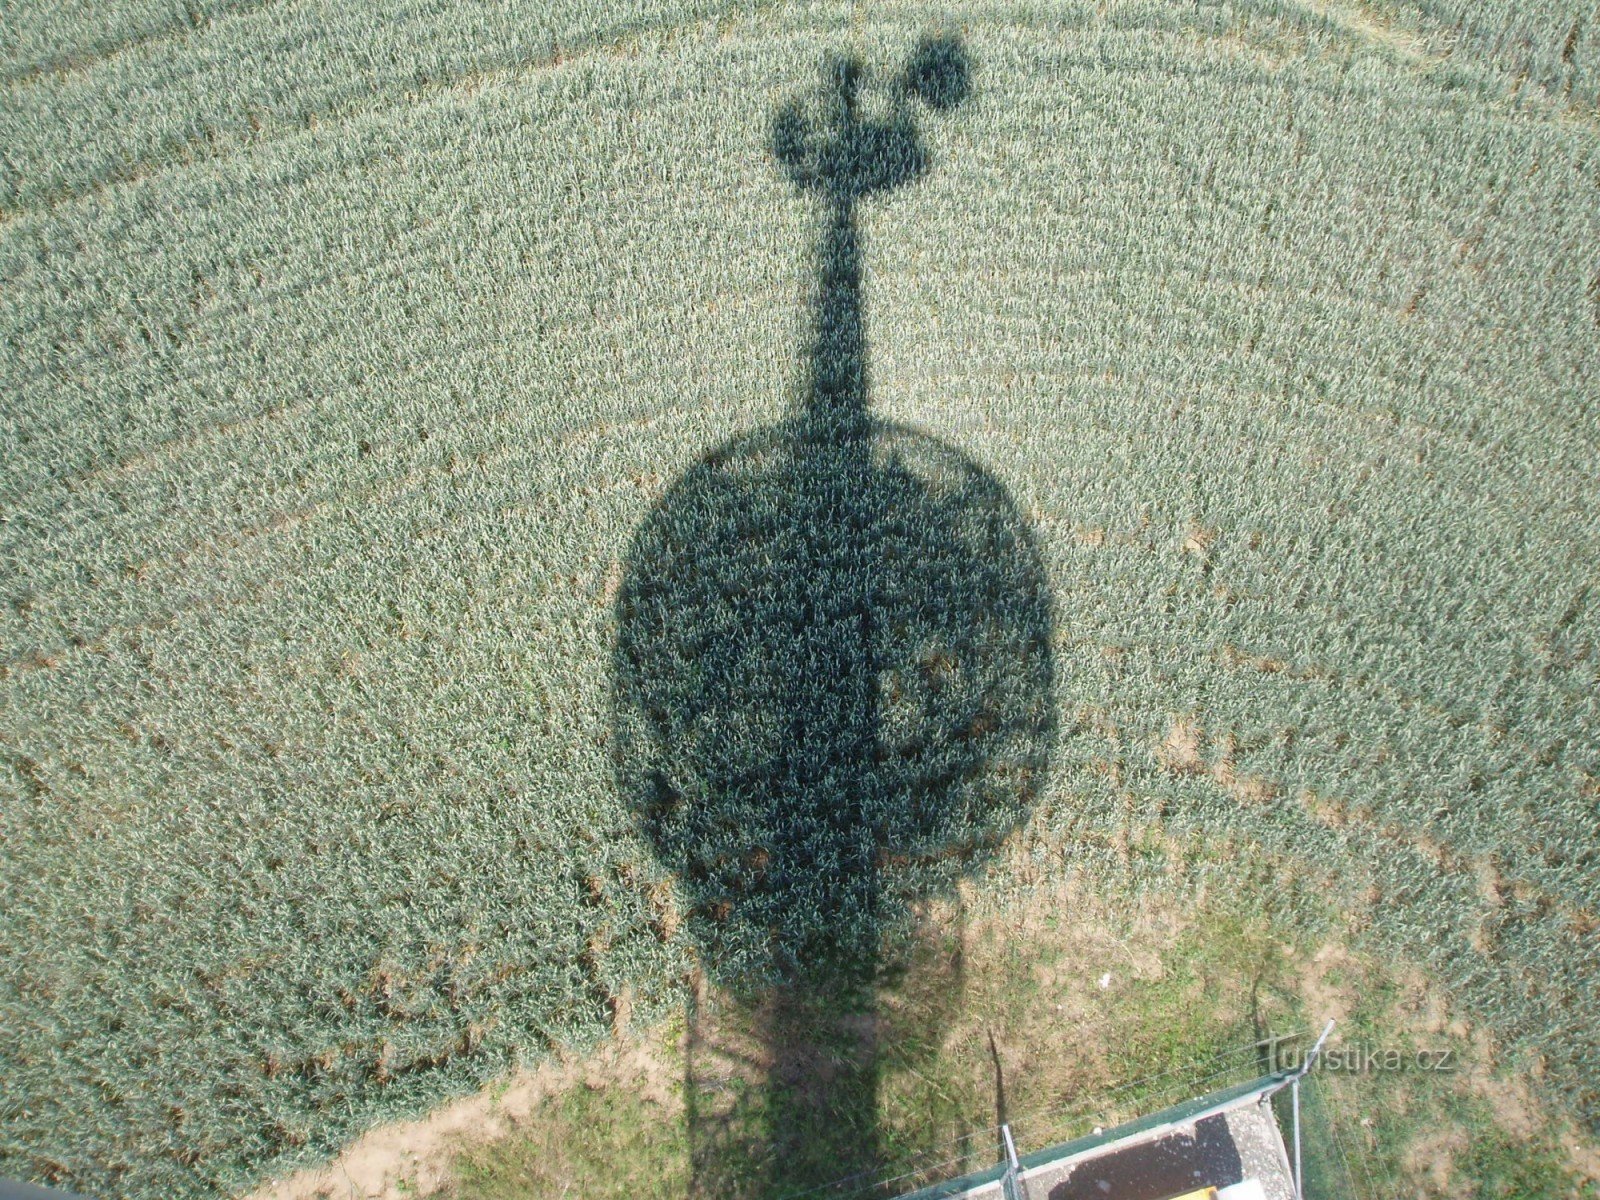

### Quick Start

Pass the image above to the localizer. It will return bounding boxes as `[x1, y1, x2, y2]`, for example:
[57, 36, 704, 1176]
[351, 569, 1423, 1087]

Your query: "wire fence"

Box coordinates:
[769, 1034, 1323, 1200]
[1276, 1063, 1405, 1200]
[763, 1024, 1436, 1200]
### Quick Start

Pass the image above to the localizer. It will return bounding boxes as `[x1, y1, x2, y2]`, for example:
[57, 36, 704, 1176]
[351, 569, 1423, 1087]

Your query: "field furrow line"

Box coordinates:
[0, 0, 785, 224]
[0, 403, 715, 677]
[0, 0, 290, 90]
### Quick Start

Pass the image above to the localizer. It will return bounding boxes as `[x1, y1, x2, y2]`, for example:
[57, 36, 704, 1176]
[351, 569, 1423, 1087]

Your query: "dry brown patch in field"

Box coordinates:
[1383, 966, 1452, 1037]
[1181, 522, 1217, 556]
[1300, 787, 1346, 828]
[1295, 942, 1361, 1030]
[601, 558, 625, 606]
[1156, 716, 1205, 775]
[1472, 853, 1504, 907]
[1568, 1139, 1600, 1188]
[1203, 732, 1281, 806]
[1402, 1125, 1469, 1193]
[1462, 1026, 1540, 1141]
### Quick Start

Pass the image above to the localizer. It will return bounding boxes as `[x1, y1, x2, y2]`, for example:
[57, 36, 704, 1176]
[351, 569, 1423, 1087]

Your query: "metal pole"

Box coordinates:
[1292, 1076, 1303, 1200]
[1282, 1019, 1331, 1200]
[1302, 1020, 1336, 1075]
[1001, 1122, 1023, 1200]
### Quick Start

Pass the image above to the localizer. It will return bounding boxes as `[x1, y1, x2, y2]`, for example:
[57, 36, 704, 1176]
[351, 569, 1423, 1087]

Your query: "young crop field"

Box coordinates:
[2, 1, 1598, 1197]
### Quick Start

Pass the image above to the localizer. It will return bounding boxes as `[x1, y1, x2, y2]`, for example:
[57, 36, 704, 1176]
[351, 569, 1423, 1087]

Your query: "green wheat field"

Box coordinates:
[2, 1, 1598, 1196]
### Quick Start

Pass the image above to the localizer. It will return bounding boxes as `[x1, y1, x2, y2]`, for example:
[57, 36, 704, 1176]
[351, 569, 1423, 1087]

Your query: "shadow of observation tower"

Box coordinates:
[612, 38, 1057, 1196]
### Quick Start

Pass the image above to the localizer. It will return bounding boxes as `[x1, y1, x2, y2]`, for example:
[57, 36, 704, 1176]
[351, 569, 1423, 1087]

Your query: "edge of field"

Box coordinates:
[245, 864, 1600, 1200]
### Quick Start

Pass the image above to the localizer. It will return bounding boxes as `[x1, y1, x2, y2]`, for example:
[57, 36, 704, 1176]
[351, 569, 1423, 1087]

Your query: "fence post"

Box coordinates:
[1292, 1075, 1302, 1200]
[1291, 1019, 1336, 1200]
[1000, 1122, 1023, 1200]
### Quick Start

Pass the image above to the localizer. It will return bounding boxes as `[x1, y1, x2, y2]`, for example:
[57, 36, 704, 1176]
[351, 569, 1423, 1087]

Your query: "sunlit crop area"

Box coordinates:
[2, 1, 1597, 1196]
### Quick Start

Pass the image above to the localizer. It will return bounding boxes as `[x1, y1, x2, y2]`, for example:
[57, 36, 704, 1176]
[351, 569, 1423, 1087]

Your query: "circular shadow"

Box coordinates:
[612, 413, 1056, 988]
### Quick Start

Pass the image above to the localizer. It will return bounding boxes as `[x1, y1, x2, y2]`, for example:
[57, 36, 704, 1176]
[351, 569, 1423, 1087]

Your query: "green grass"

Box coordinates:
[1460, 1126, 1581, 1200]
[2, 0, 1598, 1196]
[452, 1073, 693, 1200]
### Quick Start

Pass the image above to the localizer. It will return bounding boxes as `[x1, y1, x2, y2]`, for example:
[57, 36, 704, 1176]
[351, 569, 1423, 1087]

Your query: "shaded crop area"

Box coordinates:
[616, 413, 1055, 985]
[2, 1, 1598, 1196]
